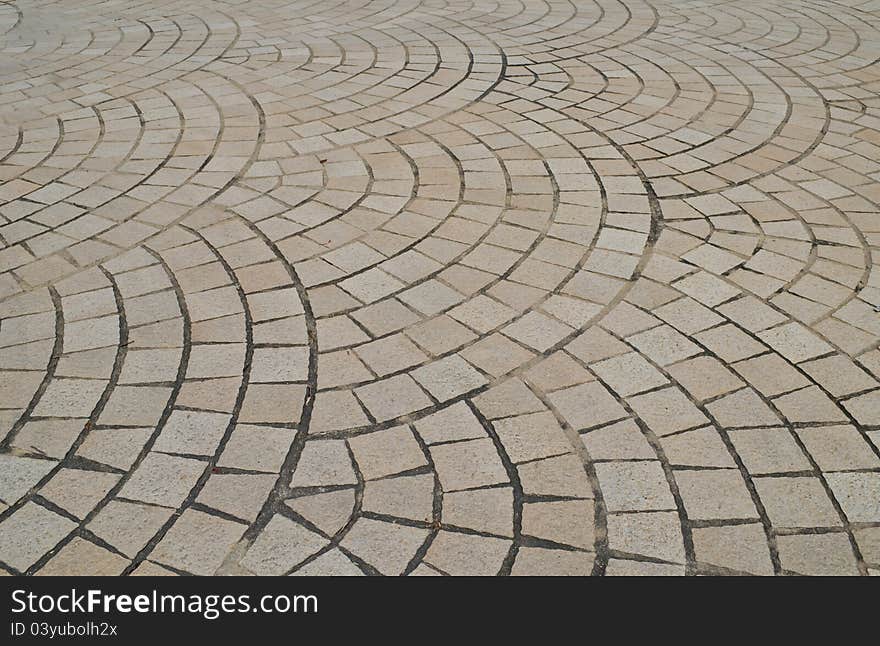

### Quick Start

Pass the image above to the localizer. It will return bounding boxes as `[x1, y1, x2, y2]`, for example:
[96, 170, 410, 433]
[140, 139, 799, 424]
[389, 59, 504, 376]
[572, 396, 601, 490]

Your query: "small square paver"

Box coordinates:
[729, 427, 811, 475]
[355, 374, 432, 421]
[119, 452, 205, 507]
[628, 387, 709, 436]
[0, 503, 76, 572]
[348, 425, 427, 479]
[825, 472, 880, 523]
[674, 469, 758, 521]
[429, 438, 508, 491]
[754, 476, 842, 528]
[594, 461, 675, 512]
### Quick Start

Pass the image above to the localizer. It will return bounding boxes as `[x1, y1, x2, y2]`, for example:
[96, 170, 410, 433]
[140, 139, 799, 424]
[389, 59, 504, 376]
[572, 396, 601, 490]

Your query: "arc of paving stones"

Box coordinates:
[2, 0, 880, 576]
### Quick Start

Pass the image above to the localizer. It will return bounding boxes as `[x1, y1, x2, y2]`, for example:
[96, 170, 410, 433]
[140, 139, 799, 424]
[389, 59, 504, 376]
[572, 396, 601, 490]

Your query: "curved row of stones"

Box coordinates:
[0, 0, 879, 575]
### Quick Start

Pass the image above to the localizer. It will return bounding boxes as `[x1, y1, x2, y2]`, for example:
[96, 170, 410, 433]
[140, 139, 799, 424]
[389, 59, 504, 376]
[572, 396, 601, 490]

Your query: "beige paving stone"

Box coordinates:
[198, 473, 277, 523]
[238, 384, 305, 424]
[0, 503, 76, 572]
[675, 469, 758, 521]
[0, 455, 56, 506]
[754, 476, 842, 528]
[777, 533, 860, 576]
[424, 531, 510, 576]
[472, 379, 545, 419]
[493, 411, 573, 463]
[286, 489, 355, 536]
[242, 515, 327, 575]
[443, 487, 514, 537]
[218, 424, 296, 473]
[606, 511, 685, 564]
[340, 517, 428, 575]
[729, 428, 812, 475]
[796, 425, 880, 472]
[291, 549, 364, 576]
[581, 419, 654, 461]
[120, 452, 205, 508]
[522, 500, 594, 549]
[414, 401, 486, 445]
[692, 524, 774, 575]
[355, 374, 432, 421]
[35, 538, 128, 576]
[660, 427, 736, 468]
[153, 410, 231, 456]
[594, 461, 675, 512]
[842, 389, 880, 425]
[548, 381, 628, 431]
[361, 473, 434, 523]
[290, 440, 357, 488]
[87, 500, 173, 558]
[628, 386, 709, 436]
[151, 509, 245, 576]
[429, 438, 508, 492]
[511, 547, 594, 576]
[38, 468, 119, 519]
[348, 425, 427, 479]
[592, 352, 668, 397]
[411, 354, 488, 401]
[605, 559, 685, 576]
[825, 473, 880, 523]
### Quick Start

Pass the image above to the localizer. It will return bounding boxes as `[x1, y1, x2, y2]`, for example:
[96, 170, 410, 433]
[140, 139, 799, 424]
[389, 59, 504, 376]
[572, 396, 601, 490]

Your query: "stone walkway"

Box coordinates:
[0, 0, 879, 577]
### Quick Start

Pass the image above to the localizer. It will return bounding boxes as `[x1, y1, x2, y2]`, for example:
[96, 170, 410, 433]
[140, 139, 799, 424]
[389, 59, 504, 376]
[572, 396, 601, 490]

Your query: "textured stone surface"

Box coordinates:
[1, 0, 879, 577]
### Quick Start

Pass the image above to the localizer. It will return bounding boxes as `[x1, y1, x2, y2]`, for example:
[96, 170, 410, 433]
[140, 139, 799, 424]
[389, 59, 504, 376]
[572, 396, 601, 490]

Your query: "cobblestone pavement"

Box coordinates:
[0, 0, 879, 577]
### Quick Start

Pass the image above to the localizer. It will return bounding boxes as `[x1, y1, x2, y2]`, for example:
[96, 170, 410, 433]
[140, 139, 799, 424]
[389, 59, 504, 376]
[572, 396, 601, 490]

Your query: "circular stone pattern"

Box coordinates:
[1, 0, 879, 577]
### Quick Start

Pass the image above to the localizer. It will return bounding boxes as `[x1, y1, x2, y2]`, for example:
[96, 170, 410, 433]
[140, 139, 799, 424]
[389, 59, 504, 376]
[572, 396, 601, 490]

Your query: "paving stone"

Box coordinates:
[675, 469, 758, 521]
[290, 440, 357, 488]
[627, 387, 709, 436]
[38, 468, 119, 519]
[443, 487, 514, 537]
[0, 503, 76, 572]
[286, 489, 355, 536]
[522, 500, 594, 549]
[88, 501, 175, 558]
[35, 538, 128, 576]
[606, 511, 685, 564]
[242, 515, 327, 575]
[692, 524, 774, 575]
[0, 455, 56, 506]
[729, 427, 812, 475]
[361, 473, 434, 523]
[218, 424, 296, 473]
[796, 425, 880, 472]
[355, 374, 432, 422]
[197, 473, 277, 523]
[153, 410, 231, 456]
[605, 559, 685, 576]
[754, 476, 842, 528]
[548, 381, 628, 431]
[777, 533, 860, 576]
[429, 438, 509, 492]
[340, 517, 428, 575]
[348, 425, 427, 479]
[291, 549, 364, 576]
[119, 452, 205, 507]
[511, 547, 594, 576]
[414, 402, 486, 445]
[493, 411, 573, 464]
[594, 461, 675, 512]
[825, 472, 880, 523]
[151, 509, 245, 575]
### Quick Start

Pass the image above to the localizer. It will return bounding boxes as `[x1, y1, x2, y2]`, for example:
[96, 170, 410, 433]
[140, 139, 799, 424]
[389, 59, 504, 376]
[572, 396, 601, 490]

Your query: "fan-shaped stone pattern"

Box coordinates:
[1, 0, 879, 576]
